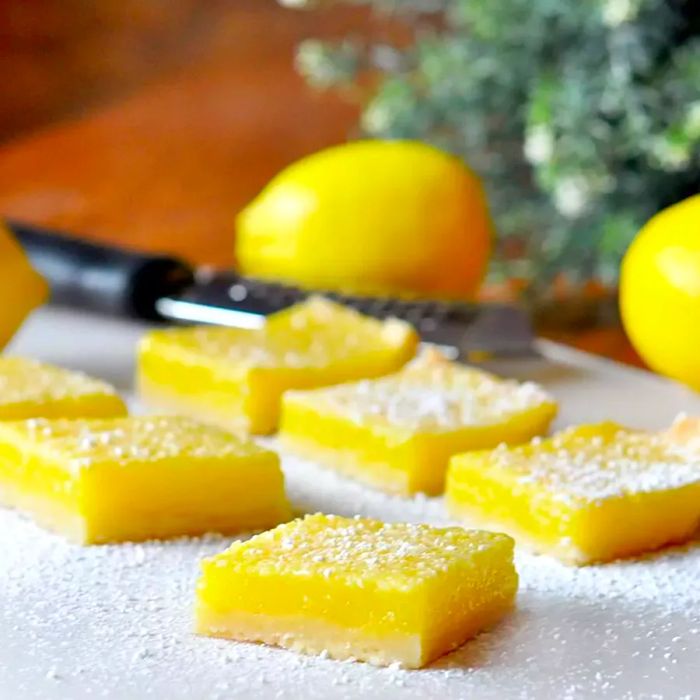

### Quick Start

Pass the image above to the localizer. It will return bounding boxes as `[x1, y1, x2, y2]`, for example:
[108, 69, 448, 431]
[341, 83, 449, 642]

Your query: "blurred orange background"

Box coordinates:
[0, 0, 375, 264]
[0, 0, 641, 363]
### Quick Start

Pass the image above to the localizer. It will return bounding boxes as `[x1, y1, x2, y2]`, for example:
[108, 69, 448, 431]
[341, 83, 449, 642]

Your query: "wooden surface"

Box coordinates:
[0, 1, 373, 266]
[0, 0, 380, 143]
[0, 0, 216, 140]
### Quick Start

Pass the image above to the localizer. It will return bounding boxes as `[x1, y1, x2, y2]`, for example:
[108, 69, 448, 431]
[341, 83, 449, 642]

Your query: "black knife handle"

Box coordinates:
[8, 221, 194, 320]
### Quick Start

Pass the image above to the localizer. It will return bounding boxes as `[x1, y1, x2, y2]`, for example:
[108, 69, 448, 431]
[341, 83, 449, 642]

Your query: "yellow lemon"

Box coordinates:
[620, 195, 700, 390]
[0, 221, 48, 349]
[235, 140, 493, 299]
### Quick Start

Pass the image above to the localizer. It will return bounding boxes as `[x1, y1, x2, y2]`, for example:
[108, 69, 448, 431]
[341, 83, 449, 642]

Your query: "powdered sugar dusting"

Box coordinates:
[0, 357, 122, 409]
[285, 355, 554, 431]
[0, 415, 269, 475]
[209, 513, 512, 587]
[471, 424, 700, 501]
[2, 445, 700, 699]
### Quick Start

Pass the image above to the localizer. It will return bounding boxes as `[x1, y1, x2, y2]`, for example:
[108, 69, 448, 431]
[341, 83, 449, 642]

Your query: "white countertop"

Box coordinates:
[2, 307, 700, 700]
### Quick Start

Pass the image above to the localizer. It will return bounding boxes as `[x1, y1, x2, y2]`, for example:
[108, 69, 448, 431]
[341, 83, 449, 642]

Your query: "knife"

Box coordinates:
[9, 220, 536, 360]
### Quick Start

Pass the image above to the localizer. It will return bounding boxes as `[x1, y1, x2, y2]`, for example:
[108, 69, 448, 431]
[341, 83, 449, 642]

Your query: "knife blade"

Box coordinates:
[9, 220, 537, 361]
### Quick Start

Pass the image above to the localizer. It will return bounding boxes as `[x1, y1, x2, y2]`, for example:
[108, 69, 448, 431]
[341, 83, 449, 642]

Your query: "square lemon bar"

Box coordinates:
[195, 513, 518, 668]
[0, 415, 290, 543]
[446, 421, 700, 564]
[279, 351, 557, 495]
[0, 357, 126, 420]
[138, 297, 418, 435]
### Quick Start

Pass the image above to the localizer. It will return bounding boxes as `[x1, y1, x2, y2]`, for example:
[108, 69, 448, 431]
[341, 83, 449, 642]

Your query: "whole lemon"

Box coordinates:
[620, 194, 700, 390]
[235, 140, 493, 299]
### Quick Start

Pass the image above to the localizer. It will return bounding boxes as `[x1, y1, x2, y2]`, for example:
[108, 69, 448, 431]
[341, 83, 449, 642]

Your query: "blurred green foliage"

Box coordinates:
[285, 0, 700, 292]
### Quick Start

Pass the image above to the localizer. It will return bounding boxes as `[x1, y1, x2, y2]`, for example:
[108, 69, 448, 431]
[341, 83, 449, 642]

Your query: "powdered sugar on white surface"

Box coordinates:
[3, 309, 700, 699]
[2, 448, 700, 700]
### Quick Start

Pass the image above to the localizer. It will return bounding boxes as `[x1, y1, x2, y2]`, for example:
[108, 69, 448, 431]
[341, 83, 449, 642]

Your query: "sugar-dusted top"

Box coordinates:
[460, 421, 700, 502]
[0, 357, 121, 407]
[285, 351, 555, 431]
[142, 296, 417, 371]
[206, 513, 513, 589]
[0, 415, 272, 472]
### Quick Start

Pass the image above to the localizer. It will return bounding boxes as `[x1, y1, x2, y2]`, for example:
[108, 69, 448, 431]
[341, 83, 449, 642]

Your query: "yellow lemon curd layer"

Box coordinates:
[279, 351, 557, 495]
[446, 422, 700, 565]
[195, 513, 518, 668]
[137, 297, 418, 435]
[0, 415, 290, 544]
[0, 357, 127, 420]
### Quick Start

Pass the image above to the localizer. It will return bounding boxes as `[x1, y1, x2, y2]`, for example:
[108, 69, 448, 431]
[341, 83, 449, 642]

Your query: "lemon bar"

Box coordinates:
[446, 422, 700, 564]
[195, 513, 518, 668]
[138, 297, 418, 435]
[0, 415, 290, 543]
[279, 351, 557, 495]
[0, 357, 126, 420]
